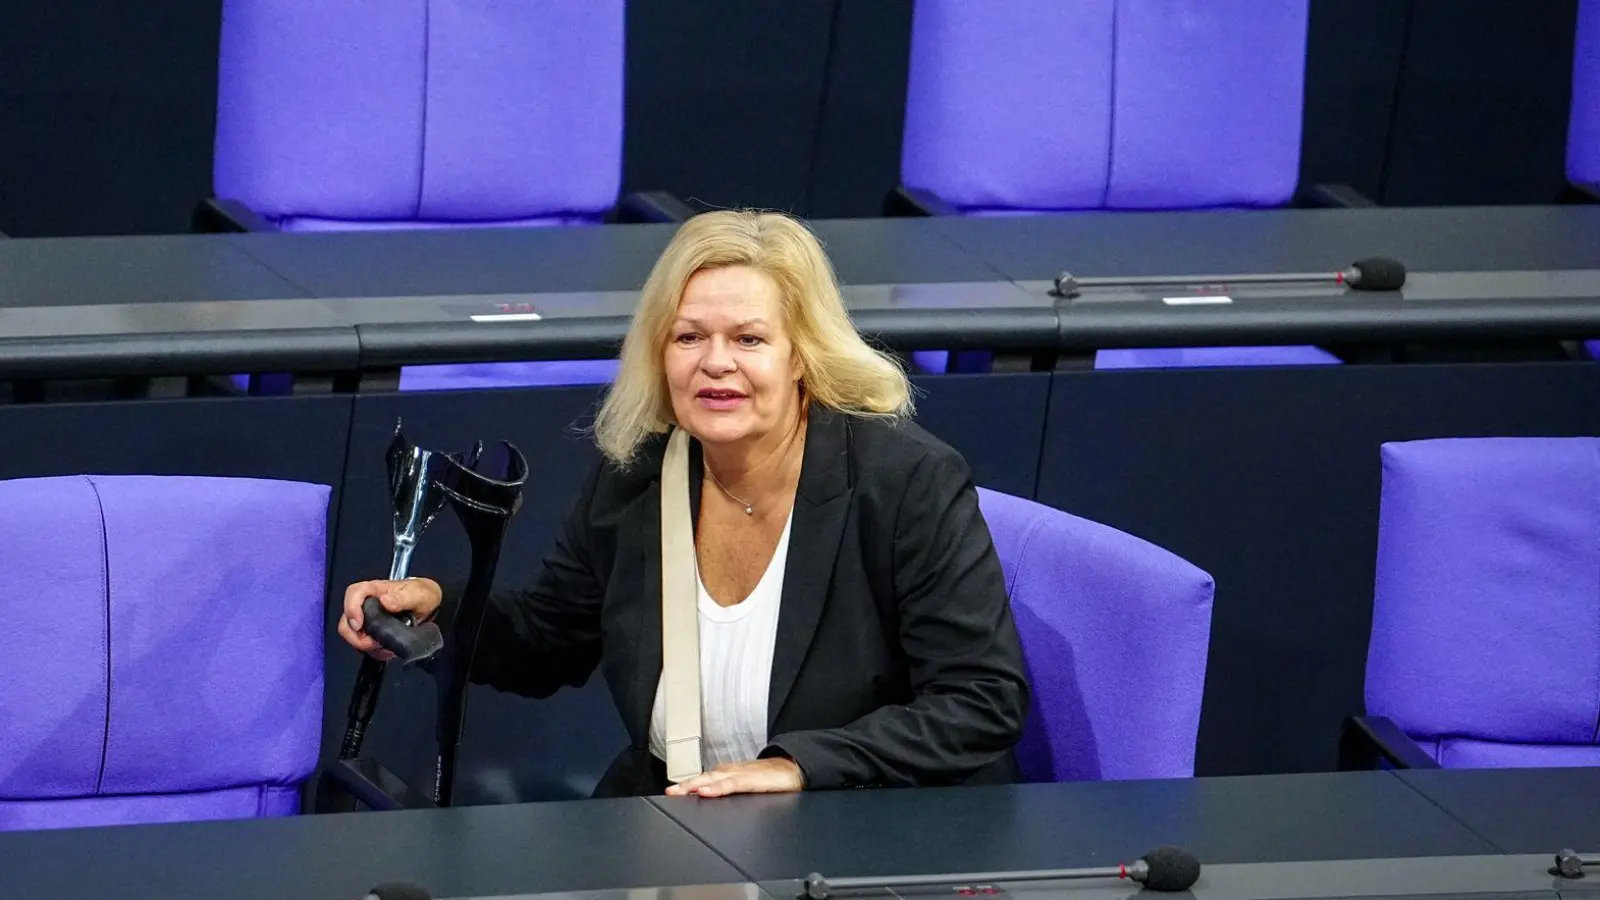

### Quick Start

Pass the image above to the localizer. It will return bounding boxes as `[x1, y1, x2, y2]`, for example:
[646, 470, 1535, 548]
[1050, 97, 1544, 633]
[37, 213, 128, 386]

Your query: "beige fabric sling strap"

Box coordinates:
[660, 427, 703, 782]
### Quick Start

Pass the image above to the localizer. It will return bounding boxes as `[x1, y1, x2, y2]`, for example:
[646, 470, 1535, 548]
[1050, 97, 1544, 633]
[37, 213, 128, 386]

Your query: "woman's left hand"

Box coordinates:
[665, 757, 804, 798]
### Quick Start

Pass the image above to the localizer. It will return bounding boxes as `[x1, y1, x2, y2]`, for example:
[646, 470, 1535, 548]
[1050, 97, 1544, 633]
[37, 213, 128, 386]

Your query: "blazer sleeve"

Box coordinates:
[440, 461, 608, 699]
[764, 445, 1031, 788]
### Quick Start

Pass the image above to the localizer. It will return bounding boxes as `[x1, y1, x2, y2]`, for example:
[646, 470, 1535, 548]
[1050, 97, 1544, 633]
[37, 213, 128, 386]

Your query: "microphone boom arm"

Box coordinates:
[803, 863, 1142, 898]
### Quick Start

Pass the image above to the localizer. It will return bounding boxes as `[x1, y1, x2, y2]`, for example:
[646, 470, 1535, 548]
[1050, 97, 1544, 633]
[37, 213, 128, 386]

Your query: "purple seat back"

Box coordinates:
[902, 0, 1308, 212]
[1094, 346, 1341, 369]
[1367, 438, 1600, 768]
[213, 0, 624, 230]
[1569, 0, 1600, 189]
[0, 475, 330, 830]
[976, 488, 1214, 781]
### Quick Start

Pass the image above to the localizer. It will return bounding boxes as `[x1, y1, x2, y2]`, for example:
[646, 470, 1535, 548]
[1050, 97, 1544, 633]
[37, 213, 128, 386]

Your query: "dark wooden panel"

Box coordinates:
[1381, 0, 1579, 204]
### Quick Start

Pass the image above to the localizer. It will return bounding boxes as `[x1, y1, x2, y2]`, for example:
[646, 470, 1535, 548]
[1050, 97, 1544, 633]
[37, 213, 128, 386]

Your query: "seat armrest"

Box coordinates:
[883, 185, 960, 217]
[315, 758, 439, 813]
[1337, 715, 1441, 770]
[1295, 183, 1378, 209]
[613, 190, 697, 224]
[192, 197, 275, 233]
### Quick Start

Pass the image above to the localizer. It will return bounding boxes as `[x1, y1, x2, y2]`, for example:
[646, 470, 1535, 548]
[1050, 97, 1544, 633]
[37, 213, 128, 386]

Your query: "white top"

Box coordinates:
[649, 509, 793, 771]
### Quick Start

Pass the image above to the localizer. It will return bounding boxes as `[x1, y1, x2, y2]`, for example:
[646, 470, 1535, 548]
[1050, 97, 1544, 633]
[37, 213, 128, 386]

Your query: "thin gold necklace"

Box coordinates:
[704, 465, 754, 516]
[703, 416, 805, 516]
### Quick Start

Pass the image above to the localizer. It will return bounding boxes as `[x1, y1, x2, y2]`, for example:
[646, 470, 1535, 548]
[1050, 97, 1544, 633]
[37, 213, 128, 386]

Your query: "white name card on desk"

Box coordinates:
[470, 312, 544, 322]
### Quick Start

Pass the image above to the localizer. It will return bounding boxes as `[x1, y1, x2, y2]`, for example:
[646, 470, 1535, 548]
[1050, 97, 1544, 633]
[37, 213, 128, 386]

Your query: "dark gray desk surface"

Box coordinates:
[1397, 767, 1600, 854]
[0, 234, 310, 306]
[227, 216, 1003, 297]
[466, 855, 1576, 900]
[222, 206, 1600, 299]
[750, 856, 1574, 900]
[0, 772, 1590, 900]
[5, 208, 1600, 375]
[0, 798, 742, 900]
[4, 206, 1599, 311]
[928, 206, 1600, 280]
[651, 773, 1499, 883]
[227, 223, 680, 296]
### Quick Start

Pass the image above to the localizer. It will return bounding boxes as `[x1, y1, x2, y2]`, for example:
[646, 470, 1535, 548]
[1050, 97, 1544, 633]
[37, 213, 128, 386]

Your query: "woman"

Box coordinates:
[339, 210, 1029, 798]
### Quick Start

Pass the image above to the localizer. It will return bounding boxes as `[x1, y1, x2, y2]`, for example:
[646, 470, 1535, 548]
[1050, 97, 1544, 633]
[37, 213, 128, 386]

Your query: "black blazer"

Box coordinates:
[464, 404, 1031, 797]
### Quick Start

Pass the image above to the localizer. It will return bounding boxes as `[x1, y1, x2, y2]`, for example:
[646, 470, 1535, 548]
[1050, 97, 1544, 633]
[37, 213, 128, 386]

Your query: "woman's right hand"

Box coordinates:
[338, 577, 444, 661]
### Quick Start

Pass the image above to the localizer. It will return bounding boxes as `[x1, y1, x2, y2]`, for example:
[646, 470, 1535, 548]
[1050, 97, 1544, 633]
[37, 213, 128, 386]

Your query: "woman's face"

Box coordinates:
[664, 265, 802, 450]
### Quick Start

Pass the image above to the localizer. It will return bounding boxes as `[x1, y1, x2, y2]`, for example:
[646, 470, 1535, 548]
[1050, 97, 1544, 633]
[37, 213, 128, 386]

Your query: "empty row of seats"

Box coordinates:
[202, 1, 1600, 390]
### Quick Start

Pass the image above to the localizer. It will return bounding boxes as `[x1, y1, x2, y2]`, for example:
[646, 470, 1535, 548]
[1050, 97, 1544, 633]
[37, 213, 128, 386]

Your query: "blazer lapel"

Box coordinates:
[768, 406, 852, 731]
[622, 478, 663, 746]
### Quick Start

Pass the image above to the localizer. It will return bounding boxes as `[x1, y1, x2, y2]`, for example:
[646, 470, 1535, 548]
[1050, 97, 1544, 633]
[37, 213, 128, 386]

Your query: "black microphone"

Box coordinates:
[1551, 849, 1599, 878]
[1050, 257, 1406, 298]
[801, 846, 1200, 899]
[360, 883, 432, 900]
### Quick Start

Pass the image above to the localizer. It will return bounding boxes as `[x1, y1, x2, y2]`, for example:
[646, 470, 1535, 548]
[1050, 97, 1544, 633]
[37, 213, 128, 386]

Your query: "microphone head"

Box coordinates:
[1350, 257, 1406, 291]
[368, 882, 433, 900]
[1139, 846, 1201, 891]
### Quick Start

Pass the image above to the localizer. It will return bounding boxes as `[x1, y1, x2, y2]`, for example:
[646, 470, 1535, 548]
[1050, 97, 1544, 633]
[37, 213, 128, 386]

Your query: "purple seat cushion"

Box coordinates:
[276, 214, 602, 233]
[902, 0, 1307, 212]
[0, 786, 300, 832]
[916, 346, 1339, 374]
[977, 488, 1213, 781]
[961, 208, 1080, 218]
[1408, 737, 1600, 770]
[1095, 346, 1342, 369]
[214, 0, 624, 225]
[398, 359, 620, 391]
[910, 350, 951, 374]
[0, 475, 330, 830]
[1568, 0, 1600, 187]
[1367, 438, 1600, 759]
[232, 360, 620, 393]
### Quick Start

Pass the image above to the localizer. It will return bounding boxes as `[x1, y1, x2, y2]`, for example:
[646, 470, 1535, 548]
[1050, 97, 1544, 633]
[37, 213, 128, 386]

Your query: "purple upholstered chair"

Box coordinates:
[0, 474, 330, 831]
[893, 0, 1349, 372]
[976, 487, 1214, 781]
[209, 0, 635, 232]
[395, 360, 620, 391]
[203, 0, 677, 392]
[1341, 438, 1600, 770]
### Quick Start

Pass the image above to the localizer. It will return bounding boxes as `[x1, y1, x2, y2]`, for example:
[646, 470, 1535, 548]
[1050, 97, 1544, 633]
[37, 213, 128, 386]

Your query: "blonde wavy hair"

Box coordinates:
[591, 210, 913, 465]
